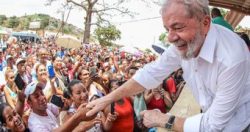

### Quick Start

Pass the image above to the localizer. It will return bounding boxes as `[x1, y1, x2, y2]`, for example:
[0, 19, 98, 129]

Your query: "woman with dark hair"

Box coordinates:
[0, 90, 28, 132]
[106, 78, 134, 132]
[62, 80, 117, 132]
[0, 103, 28, 132]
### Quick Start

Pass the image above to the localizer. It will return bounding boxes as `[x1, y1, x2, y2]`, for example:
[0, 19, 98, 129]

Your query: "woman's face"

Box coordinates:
[54, 57, 62, 70]
[102, 74, 110, 86]
[37, 65, 48, 82]
[27, 58, 33, 66]
[80, 70, 89, 81]
[3, 106, 26, 132]
[70, 83, 88, 107]
[6, 72, 15, 84]
[111, 81, 119, 91]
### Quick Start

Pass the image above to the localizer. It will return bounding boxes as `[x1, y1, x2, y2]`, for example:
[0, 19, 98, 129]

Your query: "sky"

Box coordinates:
[0, 0, 250, 49]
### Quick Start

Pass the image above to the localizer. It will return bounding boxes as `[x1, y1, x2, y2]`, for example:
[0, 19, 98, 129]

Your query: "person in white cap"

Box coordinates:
[26, 81, 97, 132]
[15, 58, 30, 86]
[3, 55, 17, 74]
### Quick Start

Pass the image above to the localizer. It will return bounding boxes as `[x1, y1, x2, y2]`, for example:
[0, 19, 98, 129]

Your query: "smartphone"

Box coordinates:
[0, 63, 2, 71]
[14, 74, 26, 90]
[111, 102, 115, 115]
[48, 65, 55, 78]
[89, 67, 97, 76]
[50, 95, 64, 108]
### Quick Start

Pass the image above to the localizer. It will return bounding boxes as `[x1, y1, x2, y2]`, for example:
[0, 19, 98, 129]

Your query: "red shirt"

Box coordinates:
[166, 77, 176, 94]
[147, 97, 167, 113]
[109, 98, 134, 132]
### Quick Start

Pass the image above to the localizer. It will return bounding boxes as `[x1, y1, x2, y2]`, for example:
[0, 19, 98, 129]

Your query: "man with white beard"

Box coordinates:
[86, 0, 250, 131]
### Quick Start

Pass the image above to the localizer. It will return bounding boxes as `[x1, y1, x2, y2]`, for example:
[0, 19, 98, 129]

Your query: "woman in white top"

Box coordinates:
[35, 64, 62, 100]
[4, 69, 18, 109]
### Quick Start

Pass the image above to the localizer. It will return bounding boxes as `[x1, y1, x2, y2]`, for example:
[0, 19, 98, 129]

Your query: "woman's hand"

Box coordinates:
[106, 112, 118, 123]
[73, 118, 102, 132]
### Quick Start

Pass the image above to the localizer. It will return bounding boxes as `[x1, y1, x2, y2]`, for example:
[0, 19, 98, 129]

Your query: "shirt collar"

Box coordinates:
[198, 24, 217, 63]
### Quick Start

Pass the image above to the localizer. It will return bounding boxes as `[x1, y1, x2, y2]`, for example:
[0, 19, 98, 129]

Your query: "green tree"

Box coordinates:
[39, 14, 50, 29]
[47, 0, 132, 44]
[235, 25, 243, 32]
[145, 48, 152, 53]
[159, 32, 166, 43]
[0, 15, 7, 25]
[94, 24, 121, 46]
[7, 16, 19, 28]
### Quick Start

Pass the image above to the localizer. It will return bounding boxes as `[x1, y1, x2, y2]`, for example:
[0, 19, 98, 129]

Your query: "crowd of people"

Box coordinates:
[0, 34, 185, 132]
[0, 1, 250, 131]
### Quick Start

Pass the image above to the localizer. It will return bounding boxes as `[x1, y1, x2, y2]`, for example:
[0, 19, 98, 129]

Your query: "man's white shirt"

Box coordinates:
[133, 24, 250, 132]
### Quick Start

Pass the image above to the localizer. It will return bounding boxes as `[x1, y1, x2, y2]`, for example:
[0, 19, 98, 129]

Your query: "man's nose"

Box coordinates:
[168, 31, 179, 43]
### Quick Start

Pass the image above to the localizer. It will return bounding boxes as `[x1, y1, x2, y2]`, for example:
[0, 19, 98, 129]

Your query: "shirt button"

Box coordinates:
[195, 69, 198, 72]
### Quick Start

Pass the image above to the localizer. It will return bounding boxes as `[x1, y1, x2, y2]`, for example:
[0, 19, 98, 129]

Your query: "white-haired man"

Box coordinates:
[86, 0, 250, 131]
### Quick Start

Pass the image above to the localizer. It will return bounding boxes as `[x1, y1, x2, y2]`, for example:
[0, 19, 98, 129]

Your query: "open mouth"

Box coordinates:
[15, 119, 24, 129]
[175, 43, 187, 50]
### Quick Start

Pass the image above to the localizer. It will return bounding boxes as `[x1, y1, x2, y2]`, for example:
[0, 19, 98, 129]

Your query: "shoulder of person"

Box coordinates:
[47, 103, 60, 117]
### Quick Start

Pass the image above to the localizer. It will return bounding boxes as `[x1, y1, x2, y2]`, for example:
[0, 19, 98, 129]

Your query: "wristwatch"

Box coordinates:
[165, 115, 176, 130]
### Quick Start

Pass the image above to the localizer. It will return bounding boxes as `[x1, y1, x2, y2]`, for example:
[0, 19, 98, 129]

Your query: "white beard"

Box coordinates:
[174, 31, 204, 60]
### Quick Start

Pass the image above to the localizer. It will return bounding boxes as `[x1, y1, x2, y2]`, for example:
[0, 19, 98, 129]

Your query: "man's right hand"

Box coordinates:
[86, 96, 112, 117]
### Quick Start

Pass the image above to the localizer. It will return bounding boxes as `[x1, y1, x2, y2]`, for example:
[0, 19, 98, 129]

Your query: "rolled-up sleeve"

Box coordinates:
[133, 45, 181, 89]
[184, 60, 249, 132]
[184, 114, 203, 132]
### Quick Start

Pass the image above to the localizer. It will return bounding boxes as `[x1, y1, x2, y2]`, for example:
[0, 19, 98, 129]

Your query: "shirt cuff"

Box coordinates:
[184, 114, 203, 132]
[132, 68, 160, 89]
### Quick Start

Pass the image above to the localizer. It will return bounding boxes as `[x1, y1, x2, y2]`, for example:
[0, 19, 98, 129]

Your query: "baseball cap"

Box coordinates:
[16, 58, 26, 66]
[6, 55, 13, 61]
[25, 81, 45, 98]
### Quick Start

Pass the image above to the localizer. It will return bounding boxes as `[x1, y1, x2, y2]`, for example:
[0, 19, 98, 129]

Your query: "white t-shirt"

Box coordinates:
[28, 103, 59, 132]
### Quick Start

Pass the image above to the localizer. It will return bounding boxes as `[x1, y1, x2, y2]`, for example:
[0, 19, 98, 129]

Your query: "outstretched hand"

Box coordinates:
[86, 96, 112, 117]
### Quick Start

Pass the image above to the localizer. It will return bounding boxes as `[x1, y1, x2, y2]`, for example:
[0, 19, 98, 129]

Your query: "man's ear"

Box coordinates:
[202, 15, 211, 34]
[203, 15, 211, 26]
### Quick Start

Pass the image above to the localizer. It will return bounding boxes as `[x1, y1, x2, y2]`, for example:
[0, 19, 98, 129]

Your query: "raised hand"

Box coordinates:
[86, 96, 112, 117]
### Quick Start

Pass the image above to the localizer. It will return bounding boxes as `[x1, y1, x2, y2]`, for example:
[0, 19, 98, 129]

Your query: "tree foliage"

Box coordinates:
[0, 15, 7, 25]
[7, 16, 19, 28]
[145, 48, 152, 53]
[0, 14, 83, 36]
[46, 0, 133, 43]
[159, 32, 166, 43]
[94, 24, 121, 46]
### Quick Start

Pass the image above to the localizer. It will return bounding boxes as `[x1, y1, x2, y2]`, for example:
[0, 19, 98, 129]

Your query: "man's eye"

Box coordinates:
[174, 26, 185, 31]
